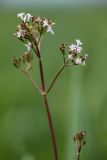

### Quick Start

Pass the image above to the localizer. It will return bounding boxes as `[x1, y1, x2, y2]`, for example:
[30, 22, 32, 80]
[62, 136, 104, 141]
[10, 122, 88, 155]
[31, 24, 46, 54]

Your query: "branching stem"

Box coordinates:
[47, 60, 71, 94]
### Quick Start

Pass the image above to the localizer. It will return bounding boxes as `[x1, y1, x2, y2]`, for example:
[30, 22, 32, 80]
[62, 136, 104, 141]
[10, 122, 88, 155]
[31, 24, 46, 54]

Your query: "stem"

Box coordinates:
[77, 153, 80, 160]
[44, 94, 58, 160]
[23, 70, 42, 94]
[47, 60, 70, 94]
[77, 145, 81, 160]
[36, 45, 58, 160]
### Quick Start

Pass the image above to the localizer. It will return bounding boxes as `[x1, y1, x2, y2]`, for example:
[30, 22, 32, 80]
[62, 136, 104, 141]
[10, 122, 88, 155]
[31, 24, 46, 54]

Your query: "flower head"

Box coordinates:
[17, 13, 25, 20]
[63, 39, 88, 66]
[15, 25, 26, 38]
[23, 13, 32, 23]
[69, 39, 83, 53]
[76, 39, 83, 46]
[69, 44, 77, 52]
[76, 46, 82, 53]
[75, 57, 82, 65]
[42, 19, 55, 34]
[47, 25, 54, 34]
[17, 13, 32, 23]
[68, 54, 73, 60]
[43, 19, 49, 27]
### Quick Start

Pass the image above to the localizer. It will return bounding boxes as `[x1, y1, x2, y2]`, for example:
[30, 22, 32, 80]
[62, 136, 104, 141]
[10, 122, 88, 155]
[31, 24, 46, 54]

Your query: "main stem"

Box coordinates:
[77, 153, 80, 160]
[77, 145, 81, 160]
[37, 46, 58, 160]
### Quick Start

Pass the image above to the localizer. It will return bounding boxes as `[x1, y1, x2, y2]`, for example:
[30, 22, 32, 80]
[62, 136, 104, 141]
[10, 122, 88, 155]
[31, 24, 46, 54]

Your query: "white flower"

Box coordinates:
[16, 31, 22, 38]
[69, 39, 83, 53]
[76, 39, 83, 46]
[16, 30, 25, 38]
[17, 13, 32, 23]
[25, 42, 31, 52]
[69, 44, 76, 51]
[68, 54, 73, 60]
[47, 25, 54, 34]
[43, 19, 55, 34]
[43, 19, 49, 27]
[69, 43, 82, 53]
[76, 46, 82, 53]
[23, 13, 32, 23]
[75, 57, 82, 65]
[17, 13, 25, 20]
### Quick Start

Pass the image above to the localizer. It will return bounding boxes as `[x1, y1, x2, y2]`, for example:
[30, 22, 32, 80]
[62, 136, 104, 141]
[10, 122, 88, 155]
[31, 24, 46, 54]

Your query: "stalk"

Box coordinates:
[36, 45, 58, 160]
[47, 60, 70, 94]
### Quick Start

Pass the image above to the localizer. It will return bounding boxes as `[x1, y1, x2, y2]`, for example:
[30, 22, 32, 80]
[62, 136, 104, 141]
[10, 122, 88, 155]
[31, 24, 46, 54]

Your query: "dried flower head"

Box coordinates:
[73, 131, 87, 160]
[13, 52, 33, 72]
[73, 131, 87, 145]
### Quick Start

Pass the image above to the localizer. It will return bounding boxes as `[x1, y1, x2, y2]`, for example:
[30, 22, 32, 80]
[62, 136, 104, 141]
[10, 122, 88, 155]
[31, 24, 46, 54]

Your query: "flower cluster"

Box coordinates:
[13, 13, 56, 72]
[15, 13, 55, 41]
[73, 130, 87, 146]
[60, 39, 88, 66]
[73, 131, 87, 159]
[17, 13, 32, 23]
[13, 52, 33, 72]
[14, 13, 88, 72]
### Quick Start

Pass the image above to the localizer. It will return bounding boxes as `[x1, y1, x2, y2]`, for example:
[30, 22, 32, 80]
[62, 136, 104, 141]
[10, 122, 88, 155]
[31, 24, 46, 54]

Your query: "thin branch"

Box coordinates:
[62, 55, 66, 65]
[23, 70, 42, 94]
[47, 60, 70, 94]
[37, 29, 43, 47]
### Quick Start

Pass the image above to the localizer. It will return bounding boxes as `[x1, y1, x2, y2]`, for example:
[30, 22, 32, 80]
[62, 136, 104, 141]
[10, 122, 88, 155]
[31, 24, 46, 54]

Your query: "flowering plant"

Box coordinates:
[13, 13, 88, 160]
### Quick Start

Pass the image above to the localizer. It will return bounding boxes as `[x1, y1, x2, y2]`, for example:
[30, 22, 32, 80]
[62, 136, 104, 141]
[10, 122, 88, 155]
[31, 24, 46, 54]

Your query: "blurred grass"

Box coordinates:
[0, 6, 107, 160]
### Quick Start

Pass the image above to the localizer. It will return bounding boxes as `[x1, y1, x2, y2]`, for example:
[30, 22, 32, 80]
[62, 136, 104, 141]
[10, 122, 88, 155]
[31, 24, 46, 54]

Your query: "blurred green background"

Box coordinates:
[0, 1, 107, 160]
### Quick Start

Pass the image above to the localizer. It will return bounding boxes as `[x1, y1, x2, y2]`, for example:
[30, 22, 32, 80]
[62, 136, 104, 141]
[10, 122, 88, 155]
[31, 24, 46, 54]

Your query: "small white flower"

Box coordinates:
[17, 31, 21, 38]
[75, 57, 82, 65]
[23, 13, 32, 23]
[69, 44, 76, 51]
[43, 19, 55, 34]
[17, 13, 32, 23]
[25, 42, 31, 52]
[68, 54, 73, 60]
[16, 30, 24, 38]
[76, 46, 82, 53]
[17, 13, 25, 20]
[69, 39, 83, 53]
[47, 25, 54, 34]
[43, 19, 49, 27]
[76, 39, 83, 46]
